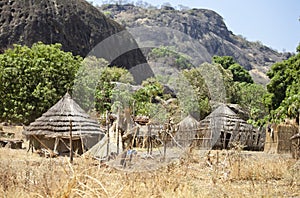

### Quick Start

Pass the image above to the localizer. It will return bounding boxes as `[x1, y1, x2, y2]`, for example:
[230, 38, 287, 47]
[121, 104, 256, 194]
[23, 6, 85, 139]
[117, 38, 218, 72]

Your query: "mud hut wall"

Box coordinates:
[29, 135, 55, 151]
[211, 118, 237, 149]
[264, 124, 298, 154]
[277, 124, 297, 153]
[197, 119, 219, 149]
[199, 119, 257, 150]
[198, 130, 212, 149]
[249, 127, 265, 150]
[52, 138, 83, 155]
[30, 135, 84, 155]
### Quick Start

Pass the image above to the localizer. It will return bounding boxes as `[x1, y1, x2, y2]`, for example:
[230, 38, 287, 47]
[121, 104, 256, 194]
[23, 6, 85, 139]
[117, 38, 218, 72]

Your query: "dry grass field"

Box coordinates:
[0, 126, 299, 197]
[0, 146, 299, 198]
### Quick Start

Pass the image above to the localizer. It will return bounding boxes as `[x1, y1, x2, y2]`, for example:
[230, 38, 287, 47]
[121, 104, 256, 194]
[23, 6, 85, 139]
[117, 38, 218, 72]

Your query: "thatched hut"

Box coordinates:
[197, 104, 262, 150]
[264, 123, 298, 154]
[23, 93, 104, 156]
[174, 115, 199, 147]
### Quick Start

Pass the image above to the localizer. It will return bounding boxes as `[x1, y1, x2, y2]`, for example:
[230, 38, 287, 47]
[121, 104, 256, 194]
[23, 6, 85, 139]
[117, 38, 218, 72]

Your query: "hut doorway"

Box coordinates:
[220, 132, 231, 149]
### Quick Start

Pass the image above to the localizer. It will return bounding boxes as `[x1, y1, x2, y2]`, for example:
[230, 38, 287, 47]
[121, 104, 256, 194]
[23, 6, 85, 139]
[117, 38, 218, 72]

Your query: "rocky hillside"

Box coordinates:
[100, 4, 290, 84]
[0, 0, 153, 83]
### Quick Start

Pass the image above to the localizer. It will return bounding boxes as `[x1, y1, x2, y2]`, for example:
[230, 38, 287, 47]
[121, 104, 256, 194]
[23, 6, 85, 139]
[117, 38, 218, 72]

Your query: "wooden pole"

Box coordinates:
[164, 119, 170, 160]
[147, 124, 150, 155]
[116, 108, 120, 154]
[53, 137, 59, 154]
[106, 111, 110, 160]
[132, 101, 135, 118]
[69, 120, 73, 163]
[164, 126, 168, 160]
[150, 125, 152, 155]
[298, 111, 300, 134]
[297, 136, 300, 160]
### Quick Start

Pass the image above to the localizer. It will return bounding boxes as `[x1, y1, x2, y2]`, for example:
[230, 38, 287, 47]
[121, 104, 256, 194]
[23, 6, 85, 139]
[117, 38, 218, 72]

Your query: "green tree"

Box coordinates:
[73, 57, 109, 111]
[149, 46, 193, 70]
[235, 82, 268, 126]
[181, 68, 211, 119]
[212, 55, 236, 69]
[212, 56, 253, 84]
[94, 67, 134, 113]
[198, 62, 236, 104]
[133, 78, 164, 116]
[265, 44, 300, 121]
[0, 42, 82, 124]
[228, 63, 253, 83]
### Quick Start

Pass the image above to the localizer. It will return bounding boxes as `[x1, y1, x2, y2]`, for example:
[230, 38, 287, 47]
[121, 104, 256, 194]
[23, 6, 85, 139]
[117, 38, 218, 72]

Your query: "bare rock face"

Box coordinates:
[100, 4, 291, 84]
[0, 0, 121, 56]
[0, 0, 153, 84]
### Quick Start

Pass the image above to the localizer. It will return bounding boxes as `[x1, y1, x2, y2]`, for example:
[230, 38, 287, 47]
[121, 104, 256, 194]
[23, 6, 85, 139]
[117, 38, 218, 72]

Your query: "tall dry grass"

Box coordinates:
[0, 147, 299, 197]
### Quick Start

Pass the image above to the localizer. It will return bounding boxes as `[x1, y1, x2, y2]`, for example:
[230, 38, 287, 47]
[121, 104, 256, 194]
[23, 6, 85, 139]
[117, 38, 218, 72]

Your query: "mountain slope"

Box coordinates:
[0, 0, 153, 83]
[100, 4, 290, 84]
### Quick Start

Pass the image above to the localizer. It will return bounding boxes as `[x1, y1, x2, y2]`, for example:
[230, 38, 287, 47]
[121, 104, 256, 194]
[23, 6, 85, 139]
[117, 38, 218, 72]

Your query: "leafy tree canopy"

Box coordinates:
[212, 56, 267, 124]
[133, 78, 164, 116]
[95, 66, 134, 114]
[0, 42, 82, 124]
[212, 55, 235, 69]
[265, 44, 300, 121]
[181, 67, 211, 119]
[73, 57, 110, 111]
[228, 63, 253, 84]
[149, 46, 193, 70]
[212, 55, 253, 84]
[235, 82, 268, 126]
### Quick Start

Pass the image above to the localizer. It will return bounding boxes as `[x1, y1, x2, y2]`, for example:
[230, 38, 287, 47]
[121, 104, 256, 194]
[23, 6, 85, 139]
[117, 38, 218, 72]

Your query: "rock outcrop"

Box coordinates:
[0, 0, 153, 84]
[100, 4, 291, 84]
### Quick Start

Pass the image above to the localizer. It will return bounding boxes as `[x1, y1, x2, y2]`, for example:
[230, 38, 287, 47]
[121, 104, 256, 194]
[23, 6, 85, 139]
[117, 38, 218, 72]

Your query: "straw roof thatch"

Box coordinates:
[175, 115, 199, 147]
[198, 104, 255, 149]
[23, 93, 103, 138]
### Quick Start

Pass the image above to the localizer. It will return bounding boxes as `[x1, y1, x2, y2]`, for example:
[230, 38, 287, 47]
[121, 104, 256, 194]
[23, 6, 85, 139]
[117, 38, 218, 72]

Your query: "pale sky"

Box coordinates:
[91, 0, 300, 52]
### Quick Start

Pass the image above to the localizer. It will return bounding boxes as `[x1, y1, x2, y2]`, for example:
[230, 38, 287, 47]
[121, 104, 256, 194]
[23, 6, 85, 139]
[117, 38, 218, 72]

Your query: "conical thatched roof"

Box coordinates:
[207, 104, 239, 119]
[198, 104, 254, 149]
[178, 115, 199, 131]
[23, 93, 103, 138]
[200, 104, 252, 131]
[175, 114, 199, 147]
